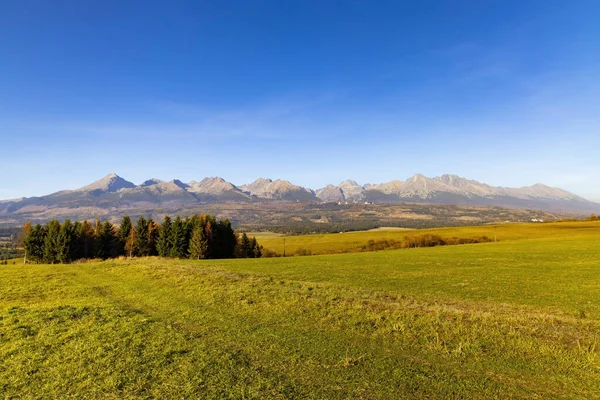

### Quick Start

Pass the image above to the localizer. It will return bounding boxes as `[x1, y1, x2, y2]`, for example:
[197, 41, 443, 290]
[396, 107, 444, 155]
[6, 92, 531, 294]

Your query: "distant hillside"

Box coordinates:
[0, 172, 598, 225]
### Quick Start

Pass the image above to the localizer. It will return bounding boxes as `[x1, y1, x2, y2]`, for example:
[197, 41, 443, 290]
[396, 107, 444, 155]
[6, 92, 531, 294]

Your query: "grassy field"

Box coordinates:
[1, 222, 600, 398]
[255, 221, 600, 255]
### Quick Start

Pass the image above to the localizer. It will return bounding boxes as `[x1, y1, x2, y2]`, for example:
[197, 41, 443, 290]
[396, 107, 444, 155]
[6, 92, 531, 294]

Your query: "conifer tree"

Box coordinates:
[212, 218, 236, 259]
[156, 215, 172, 257]
[96, 221, 116, 259]
[117, 216, 132, 256]
[147, 218, 158, 256]
[204, 218, 214, 257]
[240, 233, 251, 257]
[43, 220, 61, 264]
[135, 216, 149, 256]
[251, 237, 262, 258]
[92, 218, 102, 257]
[24, 224, 46, 263]
[56, 219, 75, 263]
[78, 220, 94, 259]
[188, 225, 208, 260]
[71, 221, 82, 260]
[188, 214, 202, 231]
[169, 216, 187, 258]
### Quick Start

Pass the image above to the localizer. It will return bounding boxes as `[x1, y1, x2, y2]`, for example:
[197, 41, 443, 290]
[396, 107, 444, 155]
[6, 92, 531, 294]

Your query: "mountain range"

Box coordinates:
[0, 173, 597, 223]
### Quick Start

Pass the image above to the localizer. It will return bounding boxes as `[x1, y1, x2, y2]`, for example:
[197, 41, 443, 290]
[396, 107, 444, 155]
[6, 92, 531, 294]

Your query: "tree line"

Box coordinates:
[22, 214, 262, 264]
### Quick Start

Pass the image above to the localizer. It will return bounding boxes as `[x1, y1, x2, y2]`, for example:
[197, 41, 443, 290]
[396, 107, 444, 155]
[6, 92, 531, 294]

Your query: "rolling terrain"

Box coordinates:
[2, 222, 599, 398]
[0, 173, 598, 226]
[255, 220, 598, 255]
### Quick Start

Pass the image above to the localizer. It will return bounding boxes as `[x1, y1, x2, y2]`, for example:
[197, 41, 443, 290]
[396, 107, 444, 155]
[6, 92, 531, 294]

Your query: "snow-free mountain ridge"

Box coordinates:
[0, 173, 597, 222]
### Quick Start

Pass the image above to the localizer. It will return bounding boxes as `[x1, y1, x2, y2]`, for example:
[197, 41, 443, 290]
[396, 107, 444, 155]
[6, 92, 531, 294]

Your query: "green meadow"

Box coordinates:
[255, 221, 600, 255]
[1, 222, 600, 398]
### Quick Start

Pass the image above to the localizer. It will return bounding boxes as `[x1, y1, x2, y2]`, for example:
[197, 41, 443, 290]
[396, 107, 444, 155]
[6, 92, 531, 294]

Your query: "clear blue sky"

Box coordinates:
[1, 1, 599, 200]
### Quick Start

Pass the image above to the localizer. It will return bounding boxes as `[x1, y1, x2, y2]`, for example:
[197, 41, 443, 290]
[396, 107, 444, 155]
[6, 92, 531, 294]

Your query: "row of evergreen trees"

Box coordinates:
[22, 214, 262, 264]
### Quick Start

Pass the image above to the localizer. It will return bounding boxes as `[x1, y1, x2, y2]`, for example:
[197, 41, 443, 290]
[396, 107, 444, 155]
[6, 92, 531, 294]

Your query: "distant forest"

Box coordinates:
[21, 214, 262, 264]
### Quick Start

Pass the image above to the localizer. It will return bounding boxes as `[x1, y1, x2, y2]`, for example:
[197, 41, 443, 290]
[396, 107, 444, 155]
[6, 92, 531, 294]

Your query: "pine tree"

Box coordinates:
[56, 219, 75, 263]
[204, 218, 214, 258]
[251, 237, 262, 258]
[92, 218, 102, 257]
[117, 216, 132, 256]
[188, 225, 208, 260]
[78, 220, 94, 259]
[240, 233, 251, 257]
[156, 215, 172, 257]
[212, 218, 237, 259]
[43, 220, 61, 264]
[169, 216, 187, 258]
[135, 216, 149, 256]
[96, 221, 116, 260]
[147, 219, 158, 256]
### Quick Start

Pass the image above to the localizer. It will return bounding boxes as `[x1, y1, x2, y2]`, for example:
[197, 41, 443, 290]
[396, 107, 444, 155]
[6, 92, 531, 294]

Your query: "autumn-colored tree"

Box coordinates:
[125, 226, 136, 258]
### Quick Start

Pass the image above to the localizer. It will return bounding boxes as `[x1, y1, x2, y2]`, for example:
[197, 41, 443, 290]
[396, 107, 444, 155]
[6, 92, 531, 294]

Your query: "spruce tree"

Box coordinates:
[135, 216, 149, 256]
[240, 233, 251, 258]
[78, 220, 94, 259]
[71, 221, 82, 260]
[188, 225, 208, 260]
[251, 237, 262, 258]
[212, 218, 236, 259]
[156, 215, 172, 257]
[117, 216, 132, 256]
[96, 221, 116, 260]
[147, 219, 158, 256]
[204, 218, 214, 258]
[43, 220, 61, 264]
[169, 216, 187, 258]
[56, 219, 75, 263]
[92, 218, 102, 257]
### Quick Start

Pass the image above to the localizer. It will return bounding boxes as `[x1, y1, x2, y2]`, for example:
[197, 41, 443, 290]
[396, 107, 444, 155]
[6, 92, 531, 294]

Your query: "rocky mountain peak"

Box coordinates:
[316, 184, 345, 202]
[408, 173, 429, 183]
[172, 179, 189, 190]
[79, 173, 135, 193]
[188, 177, 239, 195]
[438, 174, 462, 185]
[339, 179, 361, 187]
[141, 178, 163, 187]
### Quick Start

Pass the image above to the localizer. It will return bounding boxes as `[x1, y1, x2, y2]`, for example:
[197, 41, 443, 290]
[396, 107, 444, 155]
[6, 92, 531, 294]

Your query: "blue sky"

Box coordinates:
[1, 1, 599, 200]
